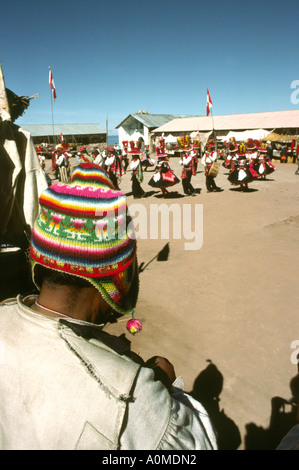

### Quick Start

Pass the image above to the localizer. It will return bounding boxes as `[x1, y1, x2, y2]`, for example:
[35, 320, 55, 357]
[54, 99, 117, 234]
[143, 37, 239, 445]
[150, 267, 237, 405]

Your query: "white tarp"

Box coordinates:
[164, 134, 177, 143]
[190, 131, 213, 149]
[219, 129, 272, 142]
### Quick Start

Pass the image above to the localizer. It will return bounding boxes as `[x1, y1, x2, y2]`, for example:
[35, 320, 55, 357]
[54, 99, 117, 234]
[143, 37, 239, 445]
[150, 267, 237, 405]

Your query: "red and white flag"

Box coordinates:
[49, 68, 57, 101]
[206, 87, 213, 116]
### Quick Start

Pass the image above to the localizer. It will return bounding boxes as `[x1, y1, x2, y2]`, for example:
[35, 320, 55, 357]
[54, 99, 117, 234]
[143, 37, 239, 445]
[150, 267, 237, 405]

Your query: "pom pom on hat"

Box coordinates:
[126, 310, 142, 335]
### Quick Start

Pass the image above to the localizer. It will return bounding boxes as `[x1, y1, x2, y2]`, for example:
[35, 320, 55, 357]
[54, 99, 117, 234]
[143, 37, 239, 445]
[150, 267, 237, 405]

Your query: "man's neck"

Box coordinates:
[32, 284, 111, 324]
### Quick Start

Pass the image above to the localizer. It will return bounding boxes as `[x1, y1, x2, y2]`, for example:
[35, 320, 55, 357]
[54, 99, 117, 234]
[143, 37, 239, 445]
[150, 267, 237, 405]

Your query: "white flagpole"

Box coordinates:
[207, 86, 217, 154]
[210, 108, 218, 153]
[49, 66, 55, 145]
[206, 88, 217, 152]
[106, 114, 108, 146]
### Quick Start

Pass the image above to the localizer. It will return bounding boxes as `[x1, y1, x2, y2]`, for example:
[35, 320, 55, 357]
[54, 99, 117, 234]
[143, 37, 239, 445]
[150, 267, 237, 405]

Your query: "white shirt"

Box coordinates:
[94, 154, 105, 166]
[105, 155, 115, 167]
[56, 154, 68, 166]
[130, 159, 140, 171]
[201, 151, 217, 166]
[179, 155, 192, 166]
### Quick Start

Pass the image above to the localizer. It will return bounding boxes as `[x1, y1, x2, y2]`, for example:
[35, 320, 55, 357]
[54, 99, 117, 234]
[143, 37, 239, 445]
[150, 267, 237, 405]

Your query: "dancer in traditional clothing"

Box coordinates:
[191, 147, 199, 173]
[78, 147, 93, 164]
[91, 148, 100, 161]
[56, 150, 71, 182]
[246, 139, 257, 160]
[93, 149, 106, 168]
[228, 159, 251, 191]
[141, 145, 155, 171]
[179, 149, 197, 196]
[52, 145, 63, 179]
[121, 142, 129, 173]
[228, 143, 258, 191]
[104, 151, 123, 189]
[201, 141, 223, 192]
[129, 146, 145, 198]
[247, 140, 260, 174]
[222, 138, 238, 170]
[257, 144, 276, 179]
[148, 146, 180, 198]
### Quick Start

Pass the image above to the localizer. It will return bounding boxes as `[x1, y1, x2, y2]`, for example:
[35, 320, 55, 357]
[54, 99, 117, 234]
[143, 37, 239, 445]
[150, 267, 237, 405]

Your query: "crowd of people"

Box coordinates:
[223, 138, 276, 191]
[37, 135, 280, 199]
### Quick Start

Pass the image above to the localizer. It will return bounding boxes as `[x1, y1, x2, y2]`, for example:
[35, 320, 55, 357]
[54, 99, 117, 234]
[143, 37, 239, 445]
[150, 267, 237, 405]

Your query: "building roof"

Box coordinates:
[152, 110, 299, 134]
[19, 123, 106, 137]
[116, 113, 194, 129]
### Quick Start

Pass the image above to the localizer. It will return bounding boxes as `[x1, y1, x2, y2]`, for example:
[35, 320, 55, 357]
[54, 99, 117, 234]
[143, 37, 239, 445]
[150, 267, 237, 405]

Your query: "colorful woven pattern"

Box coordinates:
[30, 164, 138, 315]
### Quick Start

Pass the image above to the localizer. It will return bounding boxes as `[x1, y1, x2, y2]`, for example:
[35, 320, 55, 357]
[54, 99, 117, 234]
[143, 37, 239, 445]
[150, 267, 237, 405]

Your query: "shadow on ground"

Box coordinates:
[244, 367, 299, 449]
[188, 359, 299, 450]
[189, 360, 242, 450]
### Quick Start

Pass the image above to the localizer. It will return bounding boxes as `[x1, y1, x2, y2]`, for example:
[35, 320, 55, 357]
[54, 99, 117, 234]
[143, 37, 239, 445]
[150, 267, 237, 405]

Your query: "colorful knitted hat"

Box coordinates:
[30, 163, 138, 315]
[258, 143, 267, 153]
[237, 142, 247, 157]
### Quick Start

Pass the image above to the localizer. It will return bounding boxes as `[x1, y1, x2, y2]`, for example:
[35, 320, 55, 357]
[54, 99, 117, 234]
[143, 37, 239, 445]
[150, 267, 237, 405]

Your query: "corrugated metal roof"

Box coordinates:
[116, 113, 193, 129]
[132, 113, 193, 128]
[153, 110, 299, 133]
[20, 123, 106, 137]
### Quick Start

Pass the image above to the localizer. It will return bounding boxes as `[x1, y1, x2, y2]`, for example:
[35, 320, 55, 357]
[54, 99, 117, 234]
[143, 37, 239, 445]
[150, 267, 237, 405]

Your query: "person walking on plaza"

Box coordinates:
[129, 148, 145, 198]
[201, 141, 223, 192]
[121, 145, 129, 173]
[140, 145, 155, 171]
[52, 145, 63, 179]
[104, 151, 122, 190]
[148, 145, 180, 198]
[179, 149, 197, 196]
[266, 141, 273, 161]
[0, 163, 217, 450]
[280, 144, 288, 163]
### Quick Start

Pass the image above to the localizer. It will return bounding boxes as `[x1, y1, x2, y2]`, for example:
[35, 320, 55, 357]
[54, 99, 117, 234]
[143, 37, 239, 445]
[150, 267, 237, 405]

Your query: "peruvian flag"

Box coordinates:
[206, 87, 213, 116]
[49, 68, 57, 101]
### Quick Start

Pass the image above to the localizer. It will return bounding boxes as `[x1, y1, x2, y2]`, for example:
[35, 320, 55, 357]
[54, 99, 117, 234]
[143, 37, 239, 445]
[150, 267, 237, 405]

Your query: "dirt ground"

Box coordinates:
[47, 155, 299, 450]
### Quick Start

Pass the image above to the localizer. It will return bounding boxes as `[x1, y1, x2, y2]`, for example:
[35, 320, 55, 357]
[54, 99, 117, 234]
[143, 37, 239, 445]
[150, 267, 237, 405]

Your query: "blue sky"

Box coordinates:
[1, 0, 298, 131]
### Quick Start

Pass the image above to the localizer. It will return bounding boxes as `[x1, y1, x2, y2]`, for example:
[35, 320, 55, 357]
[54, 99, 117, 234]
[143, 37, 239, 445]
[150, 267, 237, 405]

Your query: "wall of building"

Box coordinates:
[118, 126, 148, 148]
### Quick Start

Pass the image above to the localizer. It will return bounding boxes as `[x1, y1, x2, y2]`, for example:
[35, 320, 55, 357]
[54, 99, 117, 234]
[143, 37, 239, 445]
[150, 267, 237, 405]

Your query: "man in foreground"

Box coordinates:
[0, 163, 217, 450]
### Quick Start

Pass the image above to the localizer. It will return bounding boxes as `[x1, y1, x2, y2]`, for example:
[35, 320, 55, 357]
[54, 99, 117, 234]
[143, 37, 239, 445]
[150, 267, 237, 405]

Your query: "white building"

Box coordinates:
[116, 110, 193, 151]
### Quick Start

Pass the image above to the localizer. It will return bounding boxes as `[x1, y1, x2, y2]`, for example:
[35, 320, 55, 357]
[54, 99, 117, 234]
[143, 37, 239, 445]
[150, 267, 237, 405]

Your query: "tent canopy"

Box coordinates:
[219, 129, 271, 142]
